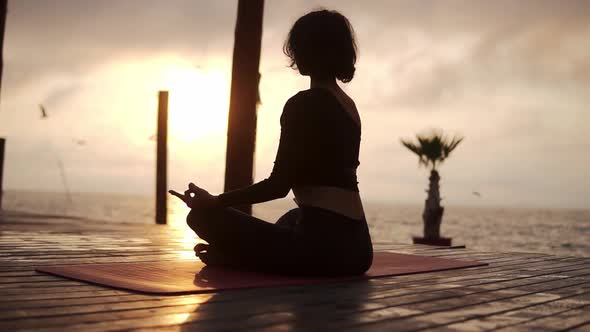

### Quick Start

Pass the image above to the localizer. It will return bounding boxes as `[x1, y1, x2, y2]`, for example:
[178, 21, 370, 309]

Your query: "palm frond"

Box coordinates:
[400, 129, 464, 171]
[444, 136, 464, 156]
[400, 140, 420, 155]
[401, 138, 428, 168]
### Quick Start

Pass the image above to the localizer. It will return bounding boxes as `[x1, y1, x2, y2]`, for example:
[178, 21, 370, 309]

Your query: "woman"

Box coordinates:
[169, 9, 372, 276]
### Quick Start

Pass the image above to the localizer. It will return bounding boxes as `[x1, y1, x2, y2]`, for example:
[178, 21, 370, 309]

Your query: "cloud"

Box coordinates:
[1, 0, 589, 208]
[3, 0, 237, 95]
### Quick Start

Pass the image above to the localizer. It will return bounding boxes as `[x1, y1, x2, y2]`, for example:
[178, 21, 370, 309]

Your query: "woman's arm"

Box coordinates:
[217, 97, 306, 207]
[217, 175, 291, 207]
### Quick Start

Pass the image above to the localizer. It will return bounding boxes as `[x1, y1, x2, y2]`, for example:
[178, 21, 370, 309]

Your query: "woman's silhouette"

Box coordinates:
[170, 9, 373, 276]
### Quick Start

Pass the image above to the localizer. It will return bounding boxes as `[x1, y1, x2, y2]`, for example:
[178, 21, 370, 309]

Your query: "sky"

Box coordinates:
[1, 0, 589, 209]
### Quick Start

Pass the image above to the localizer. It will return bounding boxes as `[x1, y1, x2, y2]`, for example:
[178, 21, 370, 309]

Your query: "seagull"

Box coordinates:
[472, 191, 481, 197]
[39, 104, 48, 119]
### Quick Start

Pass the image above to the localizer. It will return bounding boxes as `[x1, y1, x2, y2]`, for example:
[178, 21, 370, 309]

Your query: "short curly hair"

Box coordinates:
[283, 9, 358, 83]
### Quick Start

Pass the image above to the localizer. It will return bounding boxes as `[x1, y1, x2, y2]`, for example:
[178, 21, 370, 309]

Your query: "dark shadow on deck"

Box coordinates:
[180, 279, 374, 330]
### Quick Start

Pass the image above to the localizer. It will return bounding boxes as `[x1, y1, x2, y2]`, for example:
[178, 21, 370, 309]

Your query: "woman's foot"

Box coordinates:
[194, 243, 244, 268]
[194, 243, 211, 264]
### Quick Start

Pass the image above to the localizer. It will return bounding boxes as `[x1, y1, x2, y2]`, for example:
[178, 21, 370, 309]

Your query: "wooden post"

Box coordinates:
[0, 0, 6, 100]
[224, 0, 264, 215]
[155, 91, 168, 224]
[0, 138, 4, 210]
[0, 2, 7, 209]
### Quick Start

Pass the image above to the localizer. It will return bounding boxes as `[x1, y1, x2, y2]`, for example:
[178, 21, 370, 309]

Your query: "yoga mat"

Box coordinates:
[36, 252, 486, 295]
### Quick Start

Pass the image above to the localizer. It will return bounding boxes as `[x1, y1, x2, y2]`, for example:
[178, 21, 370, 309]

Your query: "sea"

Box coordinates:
[3, 190, 589, 257]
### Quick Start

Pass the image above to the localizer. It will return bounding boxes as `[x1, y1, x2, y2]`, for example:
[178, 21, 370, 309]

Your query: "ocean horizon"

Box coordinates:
[3, 189, 588, 258]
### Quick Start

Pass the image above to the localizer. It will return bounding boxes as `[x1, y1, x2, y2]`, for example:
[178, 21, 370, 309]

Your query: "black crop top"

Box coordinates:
[218, 88, 361, 207]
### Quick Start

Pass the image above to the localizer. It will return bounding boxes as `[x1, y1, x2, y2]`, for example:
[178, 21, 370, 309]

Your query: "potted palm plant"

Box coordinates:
[401, 129, 463, 246]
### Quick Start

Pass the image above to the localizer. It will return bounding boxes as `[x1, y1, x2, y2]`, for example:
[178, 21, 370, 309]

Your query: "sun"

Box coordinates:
[162, 65, 230, 142]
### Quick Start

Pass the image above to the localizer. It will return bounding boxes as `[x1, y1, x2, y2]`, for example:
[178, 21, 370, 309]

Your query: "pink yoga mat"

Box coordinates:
[36, 252, 486, 295]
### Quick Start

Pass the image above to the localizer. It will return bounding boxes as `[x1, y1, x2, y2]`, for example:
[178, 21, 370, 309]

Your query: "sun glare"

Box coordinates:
[162, 65, 230, 142]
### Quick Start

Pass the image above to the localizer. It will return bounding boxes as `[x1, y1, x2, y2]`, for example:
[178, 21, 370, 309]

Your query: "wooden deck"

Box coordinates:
[1, 210, 589, 331]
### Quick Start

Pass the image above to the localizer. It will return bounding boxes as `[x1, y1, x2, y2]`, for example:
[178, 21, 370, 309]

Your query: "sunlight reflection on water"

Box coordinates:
[4, 191, 590, 257]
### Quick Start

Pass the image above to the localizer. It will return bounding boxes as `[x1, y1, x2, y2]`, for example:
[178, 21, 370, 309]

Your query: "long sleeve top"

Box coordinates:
[218, 88, 360, 207]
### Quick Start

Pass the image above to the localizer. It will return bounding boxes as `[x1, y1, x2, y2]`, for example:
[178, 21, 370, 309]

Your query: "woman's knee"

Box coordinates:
[275, 208, 300, 229]
[186, 206, 225, 241]
[186, 207, 209, 233]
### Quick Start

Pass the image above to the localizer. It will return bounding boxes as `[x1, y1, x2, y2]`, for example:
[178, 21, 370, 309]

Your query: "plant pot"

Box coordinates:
[412, 236, 452, 247]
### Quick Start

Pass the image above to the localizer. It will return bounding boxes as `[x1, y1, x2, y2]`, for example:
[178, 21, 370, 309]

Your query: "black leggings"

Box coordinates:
[186, 205, 373, 277]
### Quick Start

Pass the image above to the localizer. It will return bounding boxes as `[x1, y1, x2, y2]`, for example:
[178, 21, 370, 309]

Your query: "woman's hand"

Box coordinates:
[168, 183, 221, 209]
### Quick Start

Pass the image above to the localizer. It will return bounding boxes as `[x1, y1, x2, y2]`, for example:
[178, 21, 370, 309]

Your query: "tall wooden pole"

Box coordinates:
[0, 0, 6, 100]
[0, 138, 4, 210]
[155, 91, 168, 224]
[224, 0, 264, 214]
[0, 1, 7, 209]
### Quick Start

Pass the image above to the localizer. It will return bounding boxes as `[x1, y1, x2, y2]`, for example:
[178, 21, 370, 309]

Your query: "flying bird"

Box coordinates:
[73, 139, 86, 146]
[472, 191, 481, 197]
[39, 104, 48, 119]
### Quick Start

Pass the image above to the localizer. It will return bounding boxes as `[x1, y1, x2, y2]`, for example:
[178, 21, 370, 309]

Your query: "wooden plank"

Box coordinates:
[122, 285, 590, 332]
[2, 255, 562, 310]
[3, 266, 589, 330]
[493, 305, 590, 331]
[328, 284, 590, 331]
[0, 249, 582, 304]
[0, 255, 579, 302]
[442, 297, 589, 331]
[0, 258, 572, 308]
[227, 274, 590, 330]
[361, 286, 590, 331]
[1, 212, 588, 332]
